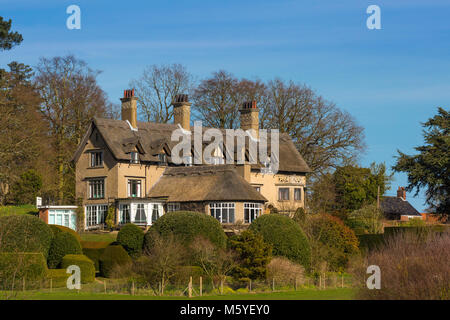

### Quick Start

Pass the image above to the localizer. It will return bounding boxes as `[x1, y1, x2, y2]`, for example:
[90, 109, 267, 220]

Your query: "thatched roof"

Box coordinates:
[72, 117, 311, 173]
[147, 165, 267, 203]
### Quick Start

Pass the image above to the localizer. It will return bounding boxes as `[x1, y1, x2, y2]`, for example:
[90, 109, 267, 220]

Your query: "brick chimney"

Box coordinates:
[120, 89, 137, 129]
[239, 100, 259, 138]
[172, 94, 191, 131]
[397, 186, 406, 200]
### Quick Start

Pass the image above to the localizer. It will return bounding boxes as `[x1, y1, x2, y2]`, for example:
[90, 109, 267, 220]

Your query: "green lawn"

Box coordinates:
[7, 288, 355, 300]
[0, 204, 38, 216]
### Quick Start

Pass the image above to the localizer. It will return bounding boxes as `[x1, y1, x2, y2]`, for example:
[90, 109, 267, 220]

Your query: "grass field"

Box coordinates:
[0, 204, 38, 216]
[7, 288, 355, 300]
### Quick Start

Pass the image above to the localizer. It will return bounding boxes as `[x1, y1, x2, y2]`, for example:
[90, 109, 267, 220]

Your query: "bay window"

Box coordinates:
[244, 203, 262, 223]
[210, 202, 235, 223]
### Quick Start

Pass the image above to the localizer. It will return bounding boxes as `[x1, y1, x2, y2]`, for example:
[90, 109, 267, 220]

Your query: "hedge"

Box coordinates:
[117, 223, 145, 259]
[47, 232, 82, 269]
[249, 214, 311, 269]
[82, 247, 105, 272]
[49, 224, 82, 243]
[46, 269, 70, 288]
[99, 245, 132, 278]
[0, 253, 47, 289]
[80, 241, 111, 249]
[384, 225, 449, 238]
[144, 211, 227, 251]
[357, 234, 385, 251]
[61, 254, 95, 283]
[172, 266, 206, 286]
[0, 215, 53, 258]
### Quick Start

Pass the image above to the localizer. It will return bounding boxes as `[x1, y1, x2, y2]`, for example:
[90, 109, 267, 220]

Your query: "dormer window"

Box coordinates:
[130, 152, 139, 164]
[158, 153, 167, 164]
[90, 151, 103, 167]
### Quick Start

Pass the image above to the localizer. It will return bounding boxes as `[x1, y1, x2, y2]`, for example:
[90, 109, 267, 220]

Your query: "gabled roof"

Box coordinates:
[72, 117, 311, 173]
[147, 165, 267, 202]
[381, 196, 421, 217]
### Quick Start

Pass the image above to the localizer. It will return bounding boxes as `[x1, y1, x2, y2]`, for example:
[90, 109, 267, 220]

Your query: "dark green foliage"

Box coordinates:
[82, 248, 105, 272]
[0, 253, 47, 289]
[172, 266, 206, 287]
[293, 207, 307, 225]
[10, 169, 42, 205]
[117, 223, 145, 259]
[61, 254, 95, 283]
[249, 214, 311, 268]
[99, 245, 131, 278]
[393, 108, 449, 215]
[49, 224, 82, 242]
[144, 211, 227, 251]
[357, 234, 385, 251]
[228, 230, 272, 281]
[47, 232, 82, 268]
[0, 16, 23, 50]
[333, 163, 390, 212]
[346, 204, 383, 235]
[0, 215, 53, 258]
[305, 214, 359, 271]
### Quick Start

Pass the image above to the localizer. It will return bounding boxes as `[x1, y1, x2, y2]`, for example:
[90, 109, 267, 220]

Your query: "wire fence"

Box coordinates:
[1, 273, 354, 298]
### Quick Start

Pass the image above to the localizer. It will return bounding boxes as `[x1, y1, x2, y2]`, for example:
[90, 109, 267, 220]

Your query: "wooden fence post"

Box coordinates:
[50, 278, 52, 292]
[341, 275, 344, 288]
[272, 278, 275, 292]
[199, 277, 202, 297]
[104, 280, 107, 294]
[323, 273, 326, 289]
[131, 280, 135, 296]
[249, 279, 252, 292]
[23, 277, 25, 292]
[319, 275, 322, 289]
[188, 276, 192, 298]
[220, 279, 224, 295]
[295, 278, 298, 291]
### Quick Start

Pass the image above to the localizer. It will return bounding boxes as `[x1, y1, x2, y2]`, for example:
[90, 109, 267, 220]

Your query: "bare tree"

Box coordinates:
[130, 64, 193, 123]
[261, 78, 365, 177]
[136, 233, 186, 295]
[190, 236, 237, 290]
[34, 55, 110, 203]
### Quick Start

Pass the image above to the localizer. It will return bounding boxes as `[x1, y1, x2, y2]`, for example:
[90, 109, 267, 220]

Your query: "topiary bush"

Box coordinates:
[0, 215, 53, 258]
[0, 253, 47, 290]
[46, 269, 70, 288]
[82, 248, 105, 272]
[47, 232, 82, 269]
[49, 224, 82, 243]
[61, 254, 95, 283]
[99, 245, 132, 278]
[117, 223, 145, 259]
[249, 214, 311, 269]
[143, 211, 227, 252]
[304, 214, 359, 271]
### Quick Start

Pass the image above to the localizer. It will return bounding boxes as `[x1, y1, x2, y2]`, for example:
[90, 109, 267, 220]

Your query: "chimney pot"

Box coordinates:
[120, 88, 137, 128]
[397, 186, 406, 200]
[172, 93, 191, 131]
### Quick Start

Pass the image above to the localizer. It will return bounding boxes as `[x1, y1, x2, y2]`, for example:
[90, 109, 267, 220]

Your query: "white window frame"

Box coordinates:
[134, 203, 147, 224]
[278, 187, 290, 201]
[127, 179, 142, 198]
[48, 209, 77, 230]
[244, 203, 262, 223]
[167, 203, 180, 212]
[85, 204, 108, 227]
[89, 179, 105, 199]
[294, 188, 302, 201]
[90, 151, 103, 167]
[210, 202, 235, 223]
[119, 204, 131, 224]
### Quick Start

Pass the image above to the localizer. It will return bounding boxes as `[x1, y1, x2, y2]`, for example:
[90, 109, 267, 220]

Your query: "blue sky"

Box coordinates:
[2, 0, 449, 211]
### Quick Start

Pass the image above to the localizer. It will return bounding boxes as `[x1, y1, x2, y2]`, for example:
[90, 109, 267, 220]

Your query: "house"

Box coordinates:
[72, 89, 311, 230]
[381, 187, 423, 221]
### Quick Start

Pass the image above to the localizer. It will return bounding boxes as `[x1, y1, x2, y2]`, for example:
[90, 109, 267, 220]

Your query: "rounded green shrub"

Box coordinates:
[0, 253, 47, 289]
[117, 223, 145, 259]
[0, 215, 53, 258]
[144, 211, 227, 251]
[49, 224, 82, 242]
[46, 269, 70, 288]
[61, 254, 95, 283]
[47, 232, 82, 269]
[82, 248, 105, 272]
[249, 214, 311, 268]
[99, 245, 132, 278]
